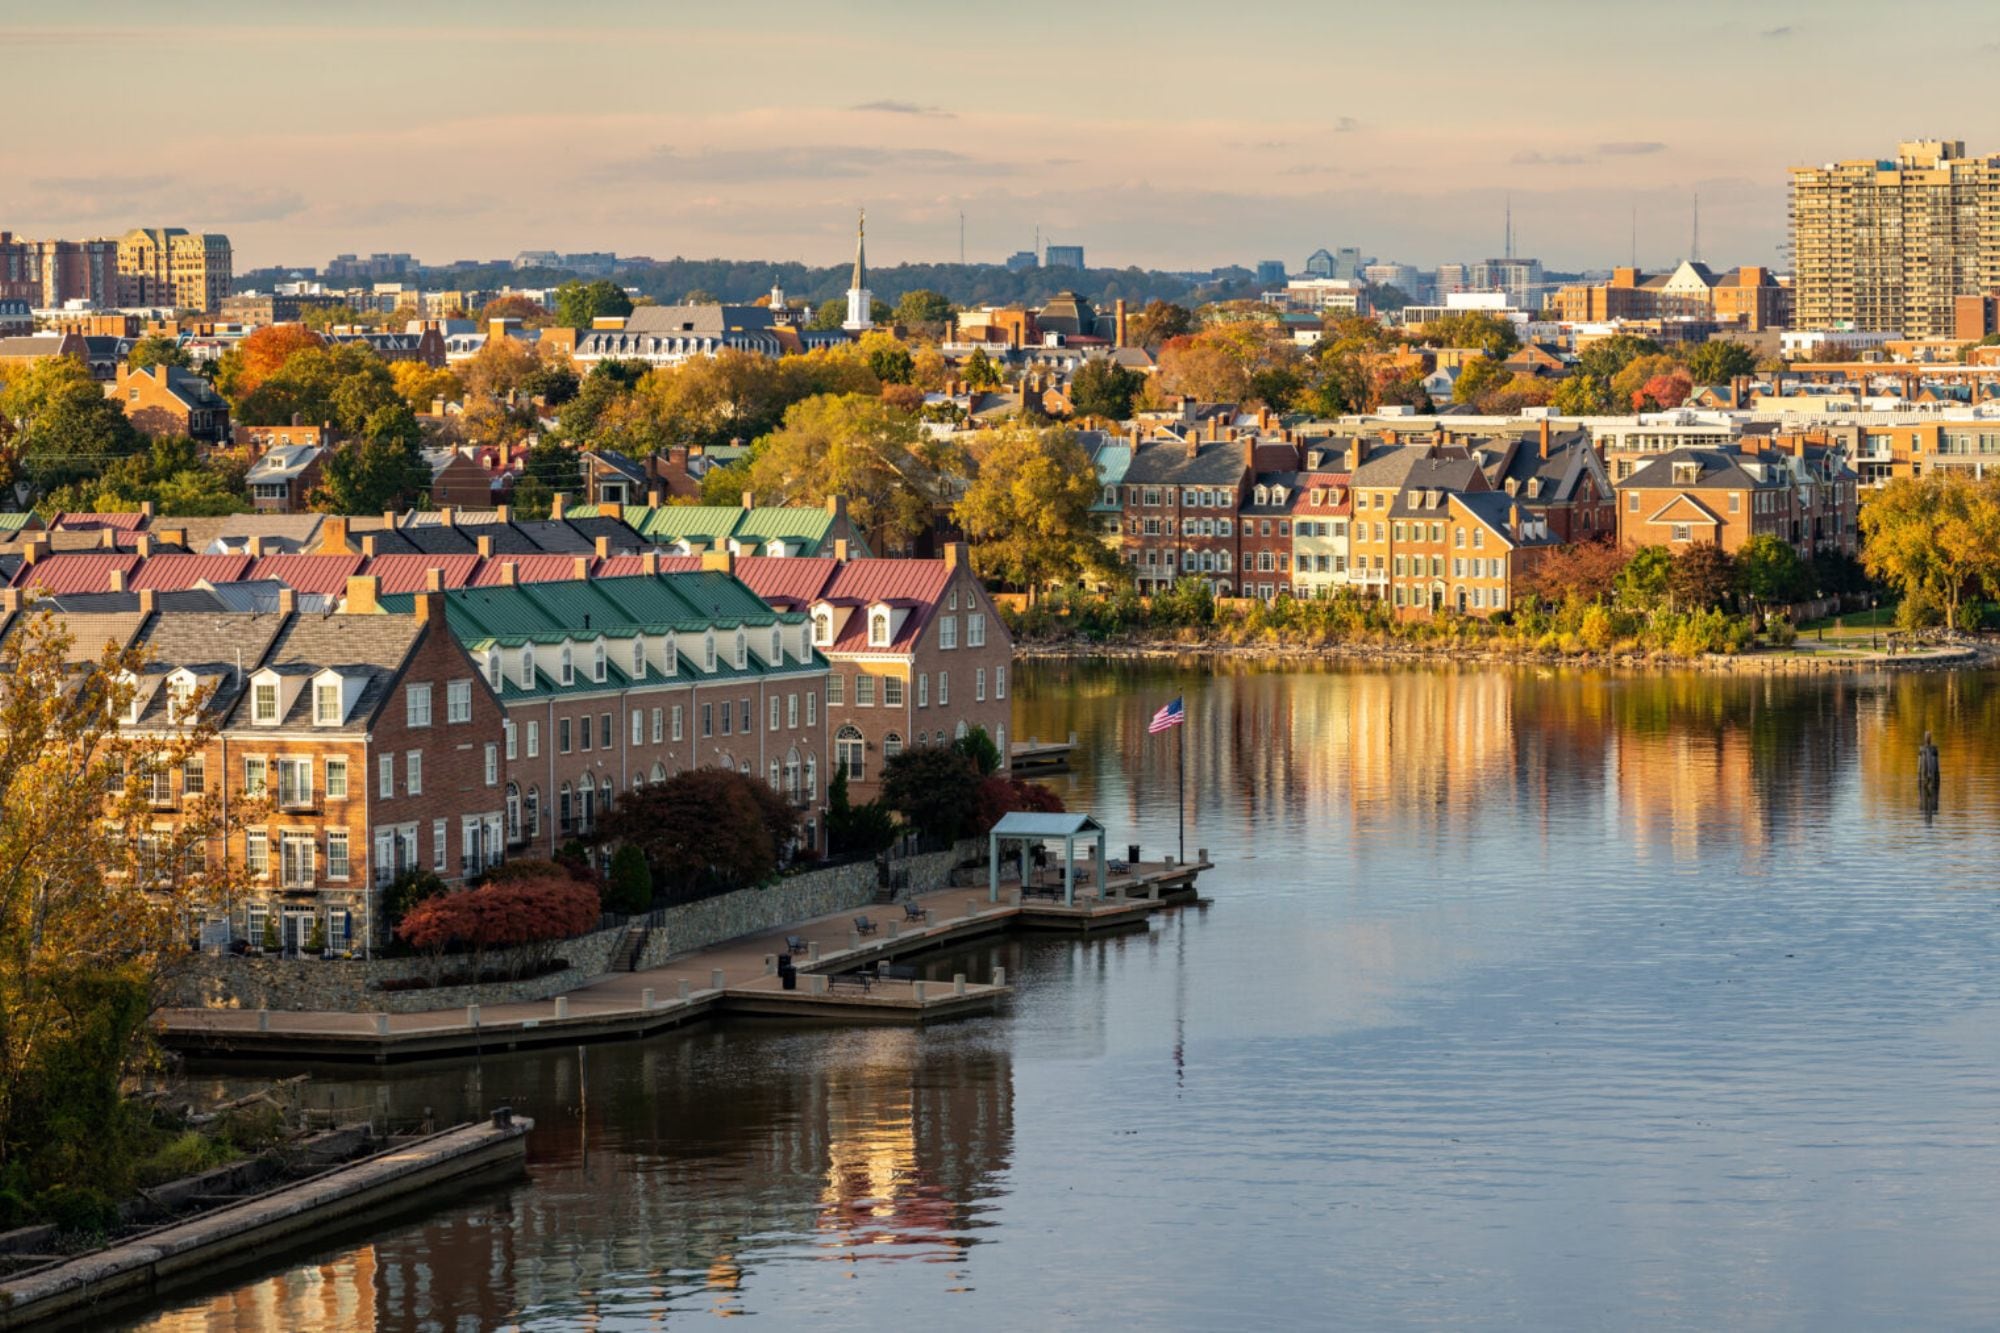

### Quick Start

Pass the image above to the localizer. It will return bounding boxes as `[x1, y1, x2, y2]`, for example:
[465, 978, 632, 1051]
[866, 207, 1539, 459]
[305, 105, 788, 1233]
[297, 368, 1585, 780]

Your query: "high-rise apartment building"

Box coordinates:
[0, 233, 121, 307]
[1789, 140, 2000, 337]
[1044, 244, 1085, 270]
[116, 227, 232, 311]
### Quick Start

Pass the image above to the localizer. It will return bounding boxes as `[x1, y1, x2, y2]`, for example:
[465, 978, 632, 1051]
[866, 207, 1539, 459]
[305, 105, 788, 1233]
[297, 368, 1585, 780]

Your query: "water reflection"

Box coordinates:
[136, 661, 2000, 1330]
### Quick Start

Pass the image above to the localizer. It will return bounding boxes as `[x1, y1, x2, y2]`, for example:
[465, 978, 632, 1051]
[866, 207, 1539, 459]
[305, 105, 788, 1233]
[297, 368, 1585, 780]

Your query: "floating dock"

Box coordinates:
[1008, 733, 1077, 776]
[156, 857, 1212, 1064]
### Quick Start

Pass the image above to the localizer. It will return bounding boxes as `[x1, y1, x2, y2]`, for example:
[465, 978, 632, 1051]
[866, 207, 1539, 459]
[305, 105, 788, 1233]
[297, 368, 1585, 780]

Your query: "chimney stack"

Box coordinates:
[344, 573, 380, 613]
[361, 534, 379, 558]
[572, 555, 590, 580]
[1114, 298, 1128, 349]
[438, 506, 455, 527]
[641, 550, 659, 575]
[246, 534, 266, 559]
[139, 500, 154, 520]
[701, 549, 736, 575]
[742, 489, 755, 510]
[424, 567, 445, 592]
[647, 489, 661, 508]
[595, 536, 611, 559]
[415, 589, 445, 624]
[319, 516, 352, 555]
[278, 587, 296, 616]
[552, 492, 567, 519]
[943, 542, 968, 571]
[1538, 417, 1552, 459]
[499, 561, 519, 586]
[596, 502, 619, 519]
[109, 568, 128, 593]
[138, 587, 156, 616]
[477, 535, 494, 557]
[833, 538, 850, 563]
[136, 535, 154, 558]
[496, 504, 511, 524]
[825, 494, 847, 520]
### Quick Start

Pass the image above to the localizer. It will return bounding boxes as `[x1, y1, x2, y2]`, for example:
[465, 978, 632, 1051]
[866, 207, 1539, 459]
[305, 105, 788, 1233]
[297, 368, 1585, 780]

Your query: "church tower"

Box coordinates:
[843, 209, 872, 331]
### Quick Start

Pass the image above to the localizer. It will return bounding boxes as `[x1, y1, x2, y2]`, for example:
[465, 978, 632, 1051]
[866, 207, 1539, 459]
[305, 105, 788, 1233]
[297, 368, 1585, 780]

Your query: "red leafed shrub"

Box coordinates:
[394, 874, 600, 980]
[971, 775, 1067, 835]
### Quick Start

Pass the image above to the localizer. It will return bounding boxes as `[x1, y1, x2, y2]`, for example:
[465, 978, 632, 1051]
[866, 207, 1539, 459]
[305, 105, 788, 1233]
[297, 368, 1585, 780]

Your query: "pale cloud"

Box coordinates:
[1598, 141, 1666, 156]
[850, 99, 954, 119]
[1761, 24, 1794, 38]
[1334, 117, 1362, 133]
[602, 144, 1016, 183]
[1511, 150, 1592, 167]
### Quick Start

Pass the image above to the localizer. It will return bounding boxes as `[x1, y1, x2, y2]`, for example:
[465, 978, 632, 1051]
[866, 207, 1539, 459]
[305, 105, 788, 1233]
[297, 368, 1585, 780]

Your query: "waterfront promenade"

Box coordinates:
[159, 859, 1209, 1062]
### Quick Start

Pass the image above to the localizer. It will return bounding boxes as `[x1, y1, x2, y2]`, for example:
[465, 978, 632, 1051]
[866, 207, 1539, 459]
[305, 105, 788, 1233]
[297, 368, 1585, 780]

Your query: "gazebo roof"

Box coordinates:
[989, 812, 1105, 838]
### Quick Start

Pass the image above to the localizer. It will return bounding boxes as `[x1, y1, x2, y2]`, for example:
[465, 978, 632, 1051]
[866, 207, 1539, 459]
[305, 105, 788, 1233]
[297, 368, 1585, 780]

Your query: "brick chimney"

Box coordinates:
[319, 516, 353, 554]
[825, 494, 847, 520]
[742, 489, 755, 510]
[438, 506, 455, 527]
[135, 535, 154, 558]
[382, 510, 397, 529]
[496, 504, 511, 524]
[1347, 439, 1366, 472]
[139, 500, 154, 520]
[647, 488, 661, 508]
[246, 534, 266, 558]
[943, 541, 968, 570]
[833, 538, 850, 562]
[278, 587, 296, 616]
[1114, 298, 1128, 348]
[551, 492, 567, 520]
[477, 535, 494, 557]
[1538, 417, 1552, 459]
[344, 574, 381, 614]
[572, 555, 590, 579]
[424, 567, 445, 592]
[701, 549, 735, 574]
[595, 536, 611, 559]
[1208, 416, 1221, 442]
[100, 528, 118, 551]
[360, 534, 378, 558]
[596, 502, 619, 519]
[109, 568, 127, 592]
[499, 561, 519, 586]
[415, 589, 445, 624]
[137, 587, 156, 616]
[641, 550, 659, 575]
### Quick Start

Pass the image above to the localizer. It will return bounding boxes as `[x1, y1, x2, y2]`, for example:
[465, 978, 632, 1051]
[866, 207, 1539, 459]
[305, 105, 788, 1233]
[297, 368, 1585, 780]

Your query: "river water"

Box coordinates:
[133, 660, 2000, 1331]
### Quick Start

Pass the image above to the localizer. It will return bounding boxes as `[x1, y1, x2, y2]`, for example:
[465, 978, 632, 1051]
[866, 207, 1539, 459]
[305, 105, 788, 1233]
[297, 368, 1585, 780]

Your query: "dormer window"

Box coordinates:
[484, 652, 503, 692]
[518, 647, 534, 689]
[166, 672, 196, 724]
[771, 628, 783, 664]
[1255, 485, 1269, 505]
[1271, 486, 1287, 506]
[734, 630, 747, 669]
[252, 679, 279, 724]
[662, 632, 676, 675]
[314, 682, 341, 726]
[592, 641, 607, 683]
[813, 610, 833, 646]
[559, 645, 574, 686]
[869, 611, 890, 648]
[704, 631, 716, 672]
[631, 642, 646, 680]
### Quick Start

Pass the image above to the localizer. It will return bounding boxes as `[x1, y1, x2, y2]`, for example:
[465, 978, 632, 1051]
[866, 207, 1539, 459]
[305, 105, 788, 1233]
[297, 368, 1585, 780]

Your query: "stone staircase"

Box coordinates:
[609, 923, 650, 972]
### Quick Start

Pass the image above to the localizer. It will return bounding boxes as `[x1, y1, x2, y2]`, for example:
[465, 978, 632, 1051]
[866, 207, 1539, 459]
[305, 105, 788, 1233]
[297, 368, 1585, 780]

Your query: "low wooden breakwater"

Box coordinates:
[157, 859, 1212, 1064]
[0, 1114, 531, 1330]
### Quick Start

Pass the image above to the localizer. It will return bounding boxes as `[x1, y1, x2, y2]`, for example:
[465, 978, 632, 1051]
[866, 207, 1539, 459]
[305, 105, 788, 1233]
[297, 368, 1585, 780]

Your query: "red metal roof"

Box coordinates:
[51, 512, 148, 532]
[361, 554, 481, 594]
[247, 553, 365, 595]
[734, 556, 837, 609]
[14, 553, 143, 595]
[468, 554, 594, 587]
[128, 554, 253, 591]
[822, 559, 952, 652]
[594, 554, 702, 579]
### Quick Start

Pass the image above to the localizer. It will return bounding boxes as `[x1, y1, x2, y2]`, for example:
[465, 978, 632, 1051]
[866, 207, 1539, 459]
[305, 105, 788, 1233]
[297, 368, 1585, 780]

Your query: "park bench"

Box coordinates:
[853, 915, 878, 936]
[827, 970, 873, 992]
[902, 902, 929, 923]
[785, 934, 809, 955]
[874, 962, 920, 982]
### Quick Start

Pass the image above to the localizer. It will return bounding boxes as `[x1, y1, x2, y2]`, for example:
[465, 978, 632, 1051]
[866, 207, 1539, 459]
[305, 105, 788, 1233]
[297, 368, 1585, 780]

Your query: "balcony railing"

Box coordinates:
[278, 785, 316, 811]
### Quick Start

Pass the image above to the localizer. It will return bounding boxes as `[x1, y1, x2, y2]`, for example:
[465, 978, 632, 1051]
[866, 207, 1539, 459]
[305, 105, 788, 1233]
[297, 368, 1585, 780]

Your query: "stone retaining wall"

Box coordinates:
[165, 841, 979, 1013]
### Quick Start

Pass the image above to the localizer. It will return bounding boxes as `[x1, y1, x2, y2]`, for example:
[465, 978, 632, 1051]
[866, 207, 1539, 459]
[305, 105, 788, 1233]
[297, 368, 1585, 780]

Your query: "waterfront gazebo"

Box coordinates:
[988, 811, 1107, 906]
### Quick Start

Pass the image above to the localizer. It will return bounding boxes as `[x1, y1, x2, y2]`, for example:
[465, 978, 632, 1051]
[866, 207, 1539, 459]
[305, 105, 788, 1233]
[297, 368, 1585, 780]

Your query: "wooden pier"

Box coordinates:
[1008, 733, 1077, 776]
[156, 856, 1211, 1064]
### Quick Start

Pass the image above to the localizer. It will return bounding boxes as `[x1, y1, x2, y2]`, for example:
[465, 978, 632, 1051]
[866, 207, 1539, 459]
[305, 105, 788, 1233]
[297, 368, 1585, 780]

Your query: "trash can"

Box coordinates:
[1128, 844, 1142, 865]
[778, 955, 797, 991]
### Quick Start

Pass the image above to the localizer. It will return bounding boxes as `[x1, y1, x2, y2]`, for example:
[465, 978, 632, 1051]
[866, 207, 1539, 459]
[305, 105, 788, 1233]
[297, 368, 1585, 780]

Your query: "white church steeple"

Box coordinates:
[843, 209, 872, 331]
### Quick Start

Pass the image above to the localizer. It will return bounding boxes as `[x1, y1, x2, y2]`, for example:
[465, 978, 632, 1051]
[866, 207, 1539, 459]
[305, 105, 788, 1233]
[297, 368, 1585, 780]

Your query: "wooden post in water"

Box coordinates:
[1919, 729, 1941, 818]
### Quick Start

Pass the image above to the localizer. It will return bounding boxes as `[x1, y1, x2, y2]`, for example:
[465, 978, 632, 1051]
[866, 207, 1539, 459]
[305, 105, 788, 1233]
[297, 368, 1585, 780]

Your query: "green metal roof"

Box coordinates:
[0, 513, 39, 533]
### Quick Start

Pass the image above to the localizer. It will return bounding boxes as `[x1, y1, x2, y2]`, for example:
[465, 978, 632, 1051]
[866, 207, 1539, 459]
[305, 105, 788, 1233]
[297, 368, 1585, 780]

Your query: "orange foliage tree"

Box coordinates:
[217, 324, 325, 403]
[395, 875, 599, 981]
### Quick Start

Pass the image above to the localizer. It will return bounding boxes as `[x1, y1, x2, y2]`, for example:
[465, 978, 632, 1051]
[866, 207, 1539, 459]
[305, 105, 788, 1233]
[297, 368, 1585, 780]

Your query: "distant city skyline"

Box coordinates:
[14, 1, 2000, 273]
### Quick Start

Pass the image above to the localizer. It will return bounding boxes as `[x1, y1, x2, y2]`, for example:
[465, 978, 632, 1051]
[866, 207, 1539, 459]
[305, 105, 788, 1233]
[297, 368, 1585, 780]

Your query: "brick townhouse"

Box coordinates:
[1, 583, 504, 956]
[1117, 434, 1254, 593]
[1286, 468, 1353, 598]
[1615, 446, 1857, 557]
[1442, 493, 1561, 617]
[735, 545, 1014, 803]
[1238, 474, 1300, 601]
[1389, 454, 1492, 617]
[1470, 422, 1618, 543]
[372, 557, 832, 855]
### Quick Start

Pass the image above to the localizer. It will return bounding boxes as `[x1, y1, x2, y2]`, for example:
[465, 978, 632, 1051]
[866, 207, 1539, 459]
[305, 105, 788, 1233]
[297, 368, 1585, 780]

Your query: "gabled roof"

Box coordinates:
[255, 611, 426, 729]
[362, 554, 481, 594]
[247, 553, 365, 595]
[1645, 494, 1720, 526]
[818, 559, 956, 653]
[128, 554, 254, 592]
[13, 553, 143, 595]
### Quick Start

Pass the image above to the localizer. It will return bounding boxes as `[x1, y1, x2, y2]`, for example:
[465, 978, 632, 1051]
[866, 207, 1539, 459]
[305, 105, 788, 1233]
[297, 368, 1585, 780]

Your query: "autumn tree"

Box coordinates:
[1635, 368, 1694, 411]
[0, 610, 244, 1213]
[1668, 543, 1737, 612]
[971, 774, 1066, 836]
[1156, 322, 1299, 405]
[458, 337, 547, 402]
[745, 393, 962, 547]
[231, 342, 404, 434]
[1125, 299, 1193, 346]
[962, 347, 1002, 389]
[1414, 310, 1519, 359]
[554, 279, 634, 329]
[478, 294, 550, 326]
[1452, 354, 1508, 405]
[1609, 353, 1682, 410]
[0, 353, 144, 494]
[1860, 473, 2000, 630]
[893, 289, 954, 337]
[1551, 372, 1613, 415]
[395, 875, 599, 981]
[1522, 539, 1627, 606]
[952, 426, 1115, 601]
[389, 360, 463, 414]
[1735, 533, 1809, 613]
[1575, 333, 1663, 382]
[212, 324, 325, 403]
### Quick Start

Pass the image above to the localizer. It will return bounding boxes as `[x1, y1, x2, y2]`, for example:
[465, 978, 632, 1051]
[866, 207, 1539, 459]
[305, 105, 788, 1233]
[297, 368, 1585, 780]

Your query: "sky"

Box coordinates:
[11, 0, 2000, 275]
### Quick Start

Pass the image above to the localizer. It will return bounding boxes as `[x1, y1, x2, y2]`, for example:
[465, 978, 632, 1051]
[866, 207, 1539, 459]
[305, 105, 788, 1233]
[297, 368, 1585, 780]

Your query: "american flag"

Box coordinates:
[1148, 697, 1186, 734]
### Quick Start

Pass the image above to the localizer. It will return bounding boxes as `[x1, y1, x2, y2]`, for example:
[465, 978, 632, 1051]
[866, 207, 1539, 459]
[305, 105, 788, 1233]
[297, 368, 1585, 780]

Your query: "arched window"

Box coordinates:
[785, 746, 800, 799]
[734, 630, 747, 669]
[558, 782, 573, 834]
[518, 647, 534, 688]
[526, 786, 540, 838]
[505, 783, 521, 843]
[996, 724, 1007, 764]
[805, 754, 817, 800]
[836, 724, 865, 780]
[1217, 579, 1232, 594]
[883, 732, 903, 760]
[954, 720, 968, 740]
[559, 645, 573, 686]
[869, 611, 890, 647]
[1255, 485, 1269, 505]
[703, 632, 716, 671]
[485, 651, 502, 692]
[578, 775, 596, 832]
[592, 641, 607, 683]
[631, 641, 647, 680]
[771, 628, 782, 663]
[651, 761, 667, 784]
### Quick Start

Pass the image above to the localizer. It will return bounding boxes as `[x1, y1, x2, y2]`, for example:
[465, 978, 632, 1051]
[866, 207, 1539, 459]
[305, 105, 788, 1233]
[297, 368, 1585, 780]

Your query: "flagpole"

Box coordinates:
[1177, 705, 1186, 865]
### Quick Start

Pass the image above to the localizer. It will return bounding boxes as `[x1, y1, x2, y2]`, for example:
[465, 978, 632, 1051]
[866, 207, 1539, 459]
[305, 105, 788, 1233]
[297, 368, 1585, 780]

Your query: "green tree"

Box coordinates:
[1860, 473, 2000, 631]
[0, 354, 144, 496]
[1617, 545, 1674, 610]
[555, 279, 634, 329]
[953, 425, 1116, 600]
[880, 745, 983, 843]
[824, 767, 896, 858]
[1125, 300, 1193, 345]
[520, 440, 585, 499]
[1735, 534, 1808, 613]
[1069, 357, 1144, 420]
[861, 333, 915, 385]
[807, 299, 847, 331]
[893, 289, 954, 334]
[124, 335, 190, 374]
[953, 725, 1002, 776]
[311, 411, 428, 514]
[1416, 310, 1519, 359]
[962, 347, 1002, 389]
[1576, 334, 1663, 382]
[1668, 543, 1737, 612]
[1684, 339, 1758, 385]
[50, 436, 249, 517]
[605, 843, 653, 914]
